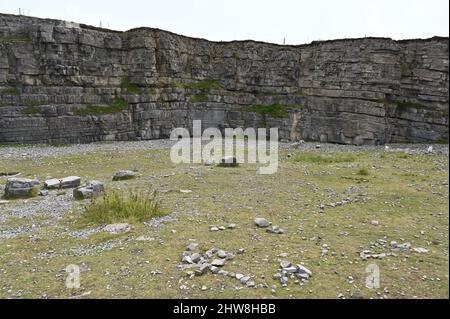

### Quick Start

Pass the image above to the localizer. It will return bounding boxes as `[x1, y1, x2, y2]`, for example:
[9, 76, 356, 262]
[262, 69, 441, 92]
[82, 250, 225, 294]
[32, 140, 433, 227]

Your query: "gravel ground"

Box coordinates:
[0, 139, 448, 160]
[0, 139, 448, 240]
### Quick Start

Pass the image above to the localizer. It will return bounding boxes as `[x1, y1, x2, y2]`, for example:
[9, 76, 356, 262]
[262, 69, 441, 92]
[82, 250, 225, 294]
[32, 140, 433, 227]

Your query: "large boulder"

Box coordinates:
[112, 170, 136, 181]
[44, 176, 81, 189]
[73, 181, 105, 200]
[4, 178, 40, 198]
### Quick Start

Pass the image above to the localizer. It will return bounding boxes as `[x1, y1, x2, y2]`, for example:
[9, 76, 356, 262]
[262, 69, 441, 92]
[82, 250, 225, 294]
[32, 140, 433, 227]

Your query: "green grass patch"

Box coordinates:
[25, 100, 42, 107]
[74, 98, 128, 116]
[2, 88, 20, 95]
[291, 152, 356, 164]
[0, 36, 32, 43]
[248, 104, 291, 118]
[396, 153, 409, 159]
[82, 189, 166, 225]
[189, 94, 208, 103]
[121, 78, 141, 94]
[357, 168, 370, 176]
[22, 105, 40, 115]
[397, 100, 428, 111]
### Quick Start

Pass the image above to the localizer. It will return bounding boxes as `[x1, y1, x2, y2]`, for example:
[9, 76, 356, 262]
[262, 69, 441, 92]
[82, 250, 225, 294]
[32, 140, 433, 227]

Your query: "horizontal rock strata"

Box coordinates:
[0, 13, 448, 145]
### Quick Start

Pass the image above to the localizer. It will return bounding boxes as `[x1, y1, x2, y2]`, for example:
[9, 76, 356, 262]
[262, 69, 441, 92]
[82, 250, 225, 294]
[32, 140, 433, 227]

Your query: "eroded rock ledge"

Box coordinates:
[0, 13, 448, 145]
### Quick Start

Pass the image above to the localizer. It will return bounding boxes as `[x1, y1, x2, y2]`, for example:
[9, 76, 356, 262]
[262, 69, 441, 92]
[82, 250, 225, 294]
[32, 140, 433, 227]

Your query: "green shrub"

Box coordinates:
[82, 189, 165, 224]
[74, 98, 128, 115]
[357, 168, 370, 176]
[121, 78, 141, 94]
[291, 153, 355, 164]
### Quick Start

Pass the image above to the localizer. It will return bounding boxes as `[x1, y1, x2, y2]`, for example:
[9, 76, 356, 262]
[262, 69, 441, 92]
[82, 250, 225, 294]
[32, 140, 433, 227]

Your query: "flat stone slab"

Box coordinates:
[112, 170, 136, 181]
[44, 176, 81, 189]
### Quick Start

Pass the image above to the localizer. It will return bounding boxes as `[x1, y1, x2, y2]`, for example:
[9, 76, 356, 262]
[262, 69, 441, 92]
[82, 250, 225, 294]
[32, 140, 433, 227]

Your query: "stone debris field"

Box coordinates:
[0, 140, 448, 299]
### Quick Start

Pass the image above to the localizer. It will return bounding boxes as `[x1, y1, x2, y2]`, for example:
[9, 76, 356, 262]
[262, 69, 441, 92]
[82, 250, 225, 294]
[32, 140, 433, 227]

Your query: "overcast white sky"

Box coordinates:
[1, 0, 448, 44]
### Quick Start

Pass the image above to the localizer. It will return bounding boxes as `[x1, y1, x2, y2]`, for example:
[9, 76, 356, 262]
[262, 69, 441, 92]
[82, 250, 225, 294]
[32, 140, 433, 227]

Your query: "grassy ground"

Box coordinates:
[0, 145, 448, 299]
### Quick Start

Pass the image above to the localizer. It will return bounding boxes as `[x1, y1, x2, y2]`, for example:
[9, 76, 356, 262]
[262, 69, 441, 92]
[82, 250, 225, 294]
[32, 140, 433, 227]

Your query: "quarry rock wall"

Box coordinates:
[0, 13, 448, 145]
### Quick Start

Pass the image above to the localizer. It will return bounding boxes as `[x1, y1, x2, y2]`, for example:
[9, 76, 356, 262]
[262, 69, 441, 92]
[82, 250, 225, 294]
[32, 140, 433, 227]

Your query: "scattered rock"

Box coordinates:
[73, 181, 104, 200]
[180, 189, 193, 194]
[38, 190, 49, 197]
[217, 250, 228, 259]
[211, 259, 226, 267]
[275, 261, 313, 286]
[254, 218, 271, 228]
[413, 248, 429, 253]
[391, 242, 412, 252]
[210, 226, 219, 232]
[371, 220, 380, 226]
[266, 225, 285, 234]
[103, 223, 131, 234]
[112, 170, 136, 181]
[228, 223, 237, 229]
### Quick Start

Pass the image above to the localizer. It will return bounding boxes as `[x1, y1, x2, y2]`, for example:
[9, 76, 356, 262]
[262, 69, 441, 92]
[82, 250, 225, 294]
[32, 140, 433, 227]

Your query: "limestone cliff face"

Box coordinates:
[0, 13, 448, 145]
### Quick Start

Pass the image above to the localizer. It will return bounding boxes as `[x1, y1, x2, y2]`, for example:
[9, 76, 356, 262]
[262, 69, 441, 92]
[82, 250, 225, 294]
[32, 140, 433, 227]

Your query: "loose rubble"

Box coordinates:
[273, 261, 313, 286]
[103, 223, 131, 234]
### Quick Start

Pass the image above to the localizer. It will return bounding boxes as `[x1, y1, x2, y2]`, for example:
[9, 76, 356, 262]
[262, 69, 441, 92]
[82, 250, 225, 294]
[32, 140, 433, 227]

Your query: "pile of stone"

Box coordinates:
[4, 177, 40, 198]
[273, 261, 313, 286]
[73, 181, 104, 200]
[360, 240, 429, 260]
[210, 224, 236, 231]
[112, 170, 136, 181]
[44, 176, 81, 189]
[177, 244, 257, 288]
[254, 218, 285, 234]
